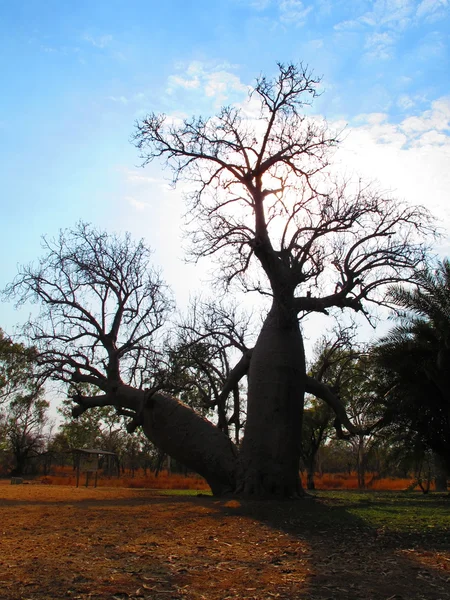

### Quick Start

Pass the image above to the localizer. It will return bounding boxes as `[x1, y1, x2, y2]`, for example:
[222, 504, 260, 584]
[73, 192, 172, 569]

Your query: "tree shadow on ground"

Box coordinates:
[206, 492, 450, 600]
[1, 487, 449, 600]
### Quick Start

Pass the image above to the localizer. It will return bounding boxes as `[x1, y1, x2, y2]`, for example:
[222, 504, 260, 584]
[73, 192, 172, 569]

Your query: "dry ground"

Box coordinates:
[0, 482, 449, 600]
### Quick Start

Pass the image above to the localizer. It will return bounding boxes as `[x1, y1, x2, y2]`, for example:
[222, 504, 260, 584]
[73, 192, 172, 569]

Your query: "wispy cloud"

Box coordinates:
[83, 34, 113, 48]
[337, 0, 449, 30]
[166, 75, 201, 90]
[167, 61, 247, 105]
[337, 100, 450, 235]
[125, 196, 149, 211]
[334, 0, 449, 61]
[397, 94, 415, 110]
[353, 97, 450, 148]
[122, 169, 159, 185]
[248, 0, 271, 9]
[108, 95, 128, 104]
[364, 31, 395, 60]
[416, 0, 449, 21]
[278, 0, 313, 25]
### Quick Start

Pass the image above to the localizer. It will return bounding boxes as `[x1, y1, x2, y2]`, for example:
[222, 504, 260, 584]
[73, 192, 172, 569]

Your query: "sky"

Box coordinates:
[1, 0, 450, 340]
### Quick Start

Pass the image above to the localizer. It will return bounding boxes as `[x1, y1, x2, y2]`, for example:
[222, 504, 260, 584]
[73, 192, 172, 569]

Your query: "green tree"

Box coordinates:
[374, 259, 450, 482]
[0, 329, 37, 407]
[6, 392, 49, 476]
[0, 330, 47, 475]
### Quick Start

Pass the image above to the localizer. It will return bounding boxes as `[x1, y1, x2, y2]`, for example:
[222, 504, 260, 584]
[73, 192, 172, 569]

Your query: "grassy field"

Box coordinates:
[0, 482, 448, 599]
[311, 490, 450, 533]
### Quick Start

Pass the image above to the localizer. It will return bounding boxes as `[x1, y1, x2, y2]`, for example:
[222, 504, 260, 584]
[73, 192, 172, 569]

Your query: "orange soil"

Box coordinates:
[0, 481, 449, 600]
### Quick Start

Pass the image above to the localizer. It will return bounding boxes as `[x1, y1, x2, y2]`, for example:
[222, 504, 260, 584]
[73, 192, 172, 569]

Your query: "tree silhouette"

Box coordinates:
[7, 64, 436, 497]
[375, 259, 450, 476]
[133, 62, 435, 495]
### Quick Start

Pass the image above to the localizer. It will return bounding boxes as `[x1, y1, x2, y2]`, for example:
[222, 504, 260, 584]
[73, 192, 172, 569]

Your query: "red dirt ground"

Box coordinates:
[0, 482, 449, 600]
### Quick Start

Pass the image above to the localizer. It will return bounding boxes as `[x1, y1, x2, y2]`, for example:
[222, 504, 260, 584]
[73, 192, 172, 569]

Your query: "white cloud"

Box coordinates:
[400, 98, 450, 134]
[338, 99, 450, 240]
[416, 0, 449, 20]
[397, 94, 415, 110]
[125, 196, 148, 211]
[204, 71, 246, 101]
[83, 34, 113, 48]
[108, 95, 128, 104]
[364, 31, 395, 59]
[167, 75, 201, 91]
[334, 0, 449, 46]
[248, 0, 271, 9]
[309, 39, 324, 49]
[167, 62, 248, 105]
[278, 0, 313, 24]
[122, 169, 159, 185]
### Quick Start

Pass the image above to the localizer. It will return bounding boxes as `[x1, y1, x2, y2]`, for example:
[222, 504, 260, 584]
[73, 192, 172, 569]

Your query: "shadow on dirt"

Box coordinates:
[1, 488, 449, 600]
[205, 492, 450, 600]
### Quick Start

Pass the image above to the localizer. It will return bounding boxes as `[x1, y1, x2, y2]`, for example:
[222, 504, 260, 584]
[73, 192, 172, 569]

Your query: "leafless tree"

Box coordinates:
[6, 223, 239, 494]
[6, 63, 436, 498]
[133, 62, 435, 496]
[173, 299, 253, 443]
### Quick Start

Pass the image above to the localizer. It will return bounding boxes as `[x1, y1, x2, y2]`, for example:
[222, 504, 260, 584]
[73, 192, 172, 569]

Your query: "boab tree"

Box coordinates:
[7, 64, 435, 497]
[6, 223, 238, 494]
[132, 63, 434, 495]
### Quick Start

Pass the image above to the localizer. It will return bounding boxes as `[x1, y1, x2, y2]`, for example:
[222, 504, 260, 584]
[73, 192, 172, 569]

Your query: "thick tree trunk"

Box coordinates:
[237, 300, 305, 497]
[141, 391, 238, 495]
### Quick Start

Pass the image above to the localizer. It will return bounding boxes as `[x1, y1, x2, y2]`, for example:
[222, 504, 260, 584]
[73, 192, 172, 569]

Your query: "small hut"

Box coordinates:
[72, 448, 119, 487]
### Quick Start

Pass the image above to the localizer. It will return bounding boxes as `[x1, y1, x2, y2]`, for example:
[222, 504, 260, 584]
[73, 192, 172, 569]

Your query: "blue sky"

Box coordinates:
[1, 0, 450, 333]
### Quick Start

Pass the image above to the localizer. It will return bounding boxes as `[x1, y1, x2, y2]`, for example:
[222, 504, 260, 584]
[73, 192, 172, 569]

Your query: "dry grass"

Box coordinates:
[39, 467, 210, 490]
[309, 472, 414, 490]
[34, 468, 419, 492]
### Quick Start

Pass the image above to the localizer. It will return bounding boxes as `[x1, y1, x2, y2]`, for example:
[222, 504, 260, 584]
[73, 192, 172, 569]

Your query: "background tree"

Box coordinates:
[301, 399, 333, 490]
[301, 325, 356, 490]
[133, 62, 435, 496]
[340, 355, 387, 489]
[0, 330, 47, 475]
[374, 259, 450, 489]
[6, 392, 49, 476]
[0, 329, 37, 407]
[5, 223, 238, 495]
[171, 299, 253, 443]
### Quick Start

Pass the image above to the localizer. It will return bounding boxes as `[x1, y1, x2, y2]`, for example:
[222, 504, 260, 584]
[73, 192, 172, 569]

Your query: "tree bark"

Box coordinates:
[141, 391, 238, 495]
[237, 300, 305, 497]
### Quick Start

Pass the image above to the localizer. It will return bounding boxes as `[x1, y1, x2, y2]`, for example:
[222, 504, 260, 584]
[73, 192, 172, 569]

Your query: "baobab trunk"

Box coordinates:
[237, 300, 305, 497]
[140, 391, 238, 495]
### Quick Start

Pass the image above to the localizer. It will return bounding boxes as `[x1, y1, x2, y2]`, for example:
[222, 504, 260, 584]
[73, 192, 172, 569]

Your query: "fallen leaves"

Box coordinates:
[0, 482, 449, 599]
